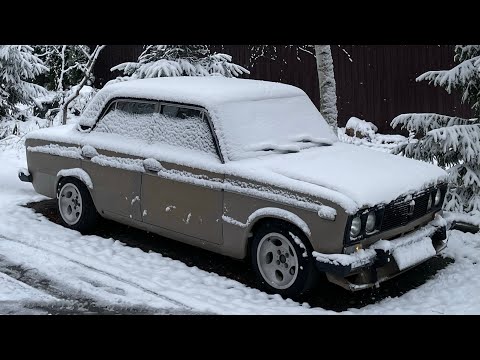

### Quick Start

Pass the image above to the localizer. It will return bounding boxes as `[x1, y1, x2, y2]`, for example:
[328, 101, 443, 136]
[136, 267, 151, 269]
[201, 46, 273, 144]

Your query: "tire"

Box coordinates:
[250, 220, 318, 299]
[57, 177, 99, 233]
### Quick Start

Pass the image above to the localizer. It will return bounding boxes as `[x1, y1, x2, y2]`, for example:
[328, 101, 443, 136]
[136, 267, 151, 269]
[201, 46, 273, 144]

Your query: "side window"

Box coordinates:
[153, 104, 217, 156]
[116, 101, 156, 115]
[93, 100, 219, 159]
[93, 100, 159, 141]
[163, 105, 202, 119]
[102, 102, 117, 117]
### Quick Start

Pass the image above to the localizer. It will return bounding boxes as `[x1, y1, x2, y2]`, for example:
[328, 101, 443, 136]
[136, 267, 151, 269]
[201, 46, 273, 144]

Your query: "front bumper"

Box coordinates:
[313, 215, 448, 291]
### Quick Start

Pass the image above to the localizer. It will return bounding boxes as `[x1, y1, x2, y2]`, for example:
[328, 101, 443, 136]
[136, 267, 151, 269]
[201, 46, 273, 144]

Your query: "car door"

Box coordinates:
[140, 104, 224, 245]
[82, 99, 159, 222]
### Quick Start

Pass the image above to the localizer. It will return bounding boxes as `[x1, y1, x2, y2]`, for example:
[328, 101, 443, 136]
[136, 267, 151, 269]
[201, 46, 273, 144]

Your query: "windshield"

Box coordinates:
[214, 95, 337, 161]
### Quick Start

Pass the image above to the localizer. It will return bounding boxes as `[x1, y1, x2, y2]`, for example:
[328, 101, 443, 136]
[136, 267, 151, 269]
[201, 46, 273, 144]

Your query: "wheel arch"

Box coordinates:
[55, 168, 93, 198]
[243, 208, 312, 258]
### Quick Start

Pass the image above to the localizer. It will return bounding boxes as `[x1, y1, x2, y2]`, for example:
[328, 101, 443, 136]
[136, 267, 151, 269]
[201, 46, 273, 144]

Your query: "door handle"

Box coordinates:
[143, 158, 163, 172]
[81, 145, 98, 159]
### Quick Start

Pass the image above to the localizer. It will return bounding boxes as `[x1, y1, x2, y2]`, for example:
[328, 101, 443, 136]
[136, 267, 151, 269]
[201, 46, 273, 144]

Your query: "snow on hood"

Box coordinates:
[229, 142, 448, 211]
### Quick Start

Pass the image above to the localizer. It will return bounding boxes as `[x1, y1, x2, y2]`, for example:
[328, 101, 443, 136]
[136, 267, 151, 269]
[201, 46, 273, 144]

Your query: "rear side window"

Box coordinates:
[153, 104, 217, 155]
[93, 100, 218, 158]
[116, 101, 156, 115]
[163, 105, 202, 119]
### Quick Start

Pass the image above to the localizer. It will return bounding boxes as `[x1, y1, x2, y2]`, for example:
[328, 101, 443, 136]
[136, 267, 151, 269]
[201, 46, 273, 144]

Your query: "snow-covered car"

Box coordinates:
[20, 77, 449, 298]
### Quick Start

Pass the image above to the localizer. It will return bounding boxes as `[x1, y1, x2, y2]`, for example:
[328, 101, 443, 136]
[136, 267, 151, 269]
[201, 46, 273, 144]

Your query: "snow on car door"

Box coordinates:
[140, 105, 224, 245]
[82, 100, 158, 222]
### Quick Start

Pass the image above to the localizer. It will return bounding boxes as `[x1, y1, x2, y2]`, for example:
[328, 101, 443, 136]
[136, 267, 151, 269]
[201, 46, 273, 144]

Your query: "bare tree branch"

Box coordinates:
[61, 45, 105, 125]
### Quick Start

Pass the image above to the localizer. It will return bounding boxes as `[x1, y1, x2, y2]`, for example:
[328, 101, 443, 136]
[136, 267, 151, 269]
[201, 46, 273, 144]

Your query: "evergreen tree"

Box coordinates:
[0, 45, 48, 117]
[391, 45, 480, 214]
[110, 45, 249, 83]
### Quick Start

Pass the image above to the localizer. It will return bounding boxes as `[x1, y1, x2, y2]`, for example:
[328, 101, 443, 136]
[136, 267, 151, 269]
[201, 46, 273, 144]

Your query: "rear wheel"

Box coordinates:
[57, 177, 99, 232]
[251, 220, 318, 299]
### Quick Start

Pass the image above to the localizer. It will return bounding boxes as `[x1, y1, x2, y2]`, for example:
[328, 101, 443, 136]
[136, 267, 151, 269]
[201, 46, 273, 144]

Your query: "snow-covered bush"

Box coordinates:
[0, 45, 48, 118]
[38, 85, 97, 125]
[109, 45, 249, 84]
[391, 45, 480, 214]
[345, 117, 378, 140]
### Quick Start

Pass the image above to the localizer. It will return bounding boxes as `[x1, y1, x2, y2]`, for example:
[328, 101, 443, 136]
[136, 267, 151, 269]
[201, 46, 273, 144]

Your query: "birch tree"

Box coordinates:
[61, 45, 105, 125]
[248, 45, 339, 132]
[34, 45, 91, 91]
[315, 45, 338, 132]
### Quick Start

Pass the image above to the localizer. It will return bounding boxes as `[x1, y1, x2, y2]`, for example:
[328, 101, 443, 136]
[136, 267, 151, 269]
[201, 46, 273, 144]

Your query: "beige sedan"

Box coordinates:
[20, 77, 449, 298]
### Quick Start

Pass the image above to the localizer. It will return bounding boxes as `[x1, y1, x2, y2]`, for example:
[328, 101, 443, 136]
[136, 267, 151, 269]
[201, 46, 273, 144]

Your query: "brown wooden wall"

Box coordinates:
[93, 45, 472, 134]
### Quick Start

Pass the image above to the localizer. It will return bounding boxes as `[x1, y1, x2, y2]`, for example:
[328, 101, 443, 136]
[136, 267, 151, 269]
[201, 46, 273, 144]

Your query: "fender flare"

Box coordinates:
[56, 168, 93, 195]
[222, 207, 312, 239]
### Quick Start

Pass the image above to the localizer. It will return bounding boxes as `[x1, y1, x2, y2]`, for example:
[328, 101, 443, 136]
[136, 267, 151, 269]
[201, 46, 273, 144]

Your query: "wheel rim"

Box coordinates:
[58, 183, 83, 225]
[257, 232, 299, 290]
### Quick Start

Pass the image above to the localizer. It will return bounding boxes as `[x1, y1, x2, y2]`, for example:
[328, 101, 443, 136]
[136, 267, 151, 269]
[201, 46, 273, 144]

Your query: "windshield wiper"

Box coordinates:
[293, 135, 333, 146]
[249, 143, 301, 154]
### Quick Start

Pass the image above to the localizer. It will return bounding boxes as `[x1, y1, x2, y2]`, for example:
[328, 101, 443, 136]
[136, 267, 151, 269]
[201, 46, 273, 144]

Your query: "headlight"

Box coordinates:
[434, 188, 442, 206]
[366, 212, 376, 233]
[427, 193, 433, 210]
[350, 216, 362, 238]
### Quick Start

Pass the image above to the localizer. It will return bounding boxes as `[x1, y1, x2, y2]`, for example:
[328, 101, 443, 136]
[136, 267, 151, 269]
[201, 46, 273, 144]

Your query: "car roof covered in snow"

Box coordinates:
[78, 77, 306, 127]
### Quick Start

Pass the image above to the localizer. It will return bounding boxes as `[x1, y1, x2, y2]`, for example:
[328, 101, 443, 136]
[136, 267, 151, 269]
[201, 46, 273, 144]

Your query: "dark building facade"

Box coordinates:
[93, 45, 472, 134]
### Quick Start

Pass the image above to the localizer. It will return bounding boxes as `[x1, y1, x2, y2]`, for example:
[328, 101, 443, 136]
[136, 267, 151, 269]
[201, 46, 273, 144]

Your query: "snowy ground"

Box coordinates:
[0, 127, 479, 314]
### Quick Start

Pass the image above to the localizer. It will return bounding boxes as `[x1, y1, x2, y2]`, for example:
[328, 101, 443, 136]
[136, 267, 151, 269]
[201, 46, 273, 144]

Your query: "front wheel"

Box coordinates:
[57, 177, 99, 233]
[251, 220, 318, 299]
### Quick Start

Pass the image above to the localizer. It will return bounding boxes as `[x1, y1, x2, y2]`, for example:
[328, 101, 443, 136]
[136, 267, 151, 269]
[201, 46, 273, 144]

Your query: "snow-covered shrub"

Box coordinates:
[31, 85, 96, 124]
[391, 45, 480, 214]
[345, 117, 378, 140]
[0, 45, 48, 118]
[108, 45, 249, 85]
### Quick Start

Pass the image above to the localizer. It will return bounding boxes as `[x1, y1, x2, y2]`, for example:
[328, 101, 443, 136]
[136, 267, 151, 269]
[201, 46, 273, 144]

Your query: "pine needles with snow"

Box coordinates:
[109, 45, 249, 85]
[0, 45, 49, 117]
[391, 45, 480, 214]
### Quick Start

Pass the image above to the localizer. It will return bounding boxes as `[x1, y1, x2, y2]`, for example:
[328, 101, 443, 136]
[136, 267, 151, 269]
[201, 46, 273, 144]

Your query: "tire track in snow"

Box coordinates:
[0, 255, 196, 314]
[0, 234, 193, 311]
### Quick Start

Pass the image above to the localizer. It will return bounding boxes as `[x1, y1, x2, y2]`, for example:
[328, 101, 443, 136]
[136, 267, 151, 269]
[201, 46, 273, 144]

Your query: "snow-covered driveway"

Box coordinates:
[1, 142, 480, 314]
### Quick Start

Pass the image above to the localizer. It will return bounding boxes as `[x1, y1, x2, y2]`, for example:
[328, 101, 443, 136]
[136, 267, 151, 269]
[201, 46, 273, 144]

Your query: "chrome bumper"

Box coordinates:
[314, 216, 448, 291]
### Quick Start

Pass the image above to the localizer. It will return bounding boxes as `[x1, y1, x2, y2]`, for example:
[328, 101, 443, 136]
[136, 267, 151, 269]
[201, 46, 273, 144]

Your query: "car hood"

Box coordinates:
[229, 142, 448, 211]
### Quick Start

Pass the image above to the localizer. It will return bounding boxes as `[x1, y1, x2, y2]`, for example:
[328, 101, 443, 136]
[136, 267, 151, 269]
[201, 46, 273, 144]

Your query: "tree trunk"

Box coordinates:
[61, 45, 105, 125]
[315, 45, 338, 133]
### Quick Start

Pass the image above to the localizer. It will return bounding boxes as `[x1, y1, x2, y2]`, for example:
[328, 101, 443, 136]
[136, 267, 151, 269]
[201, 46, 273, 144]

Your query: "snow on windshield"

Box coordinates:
[214, 95, 337, 161]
